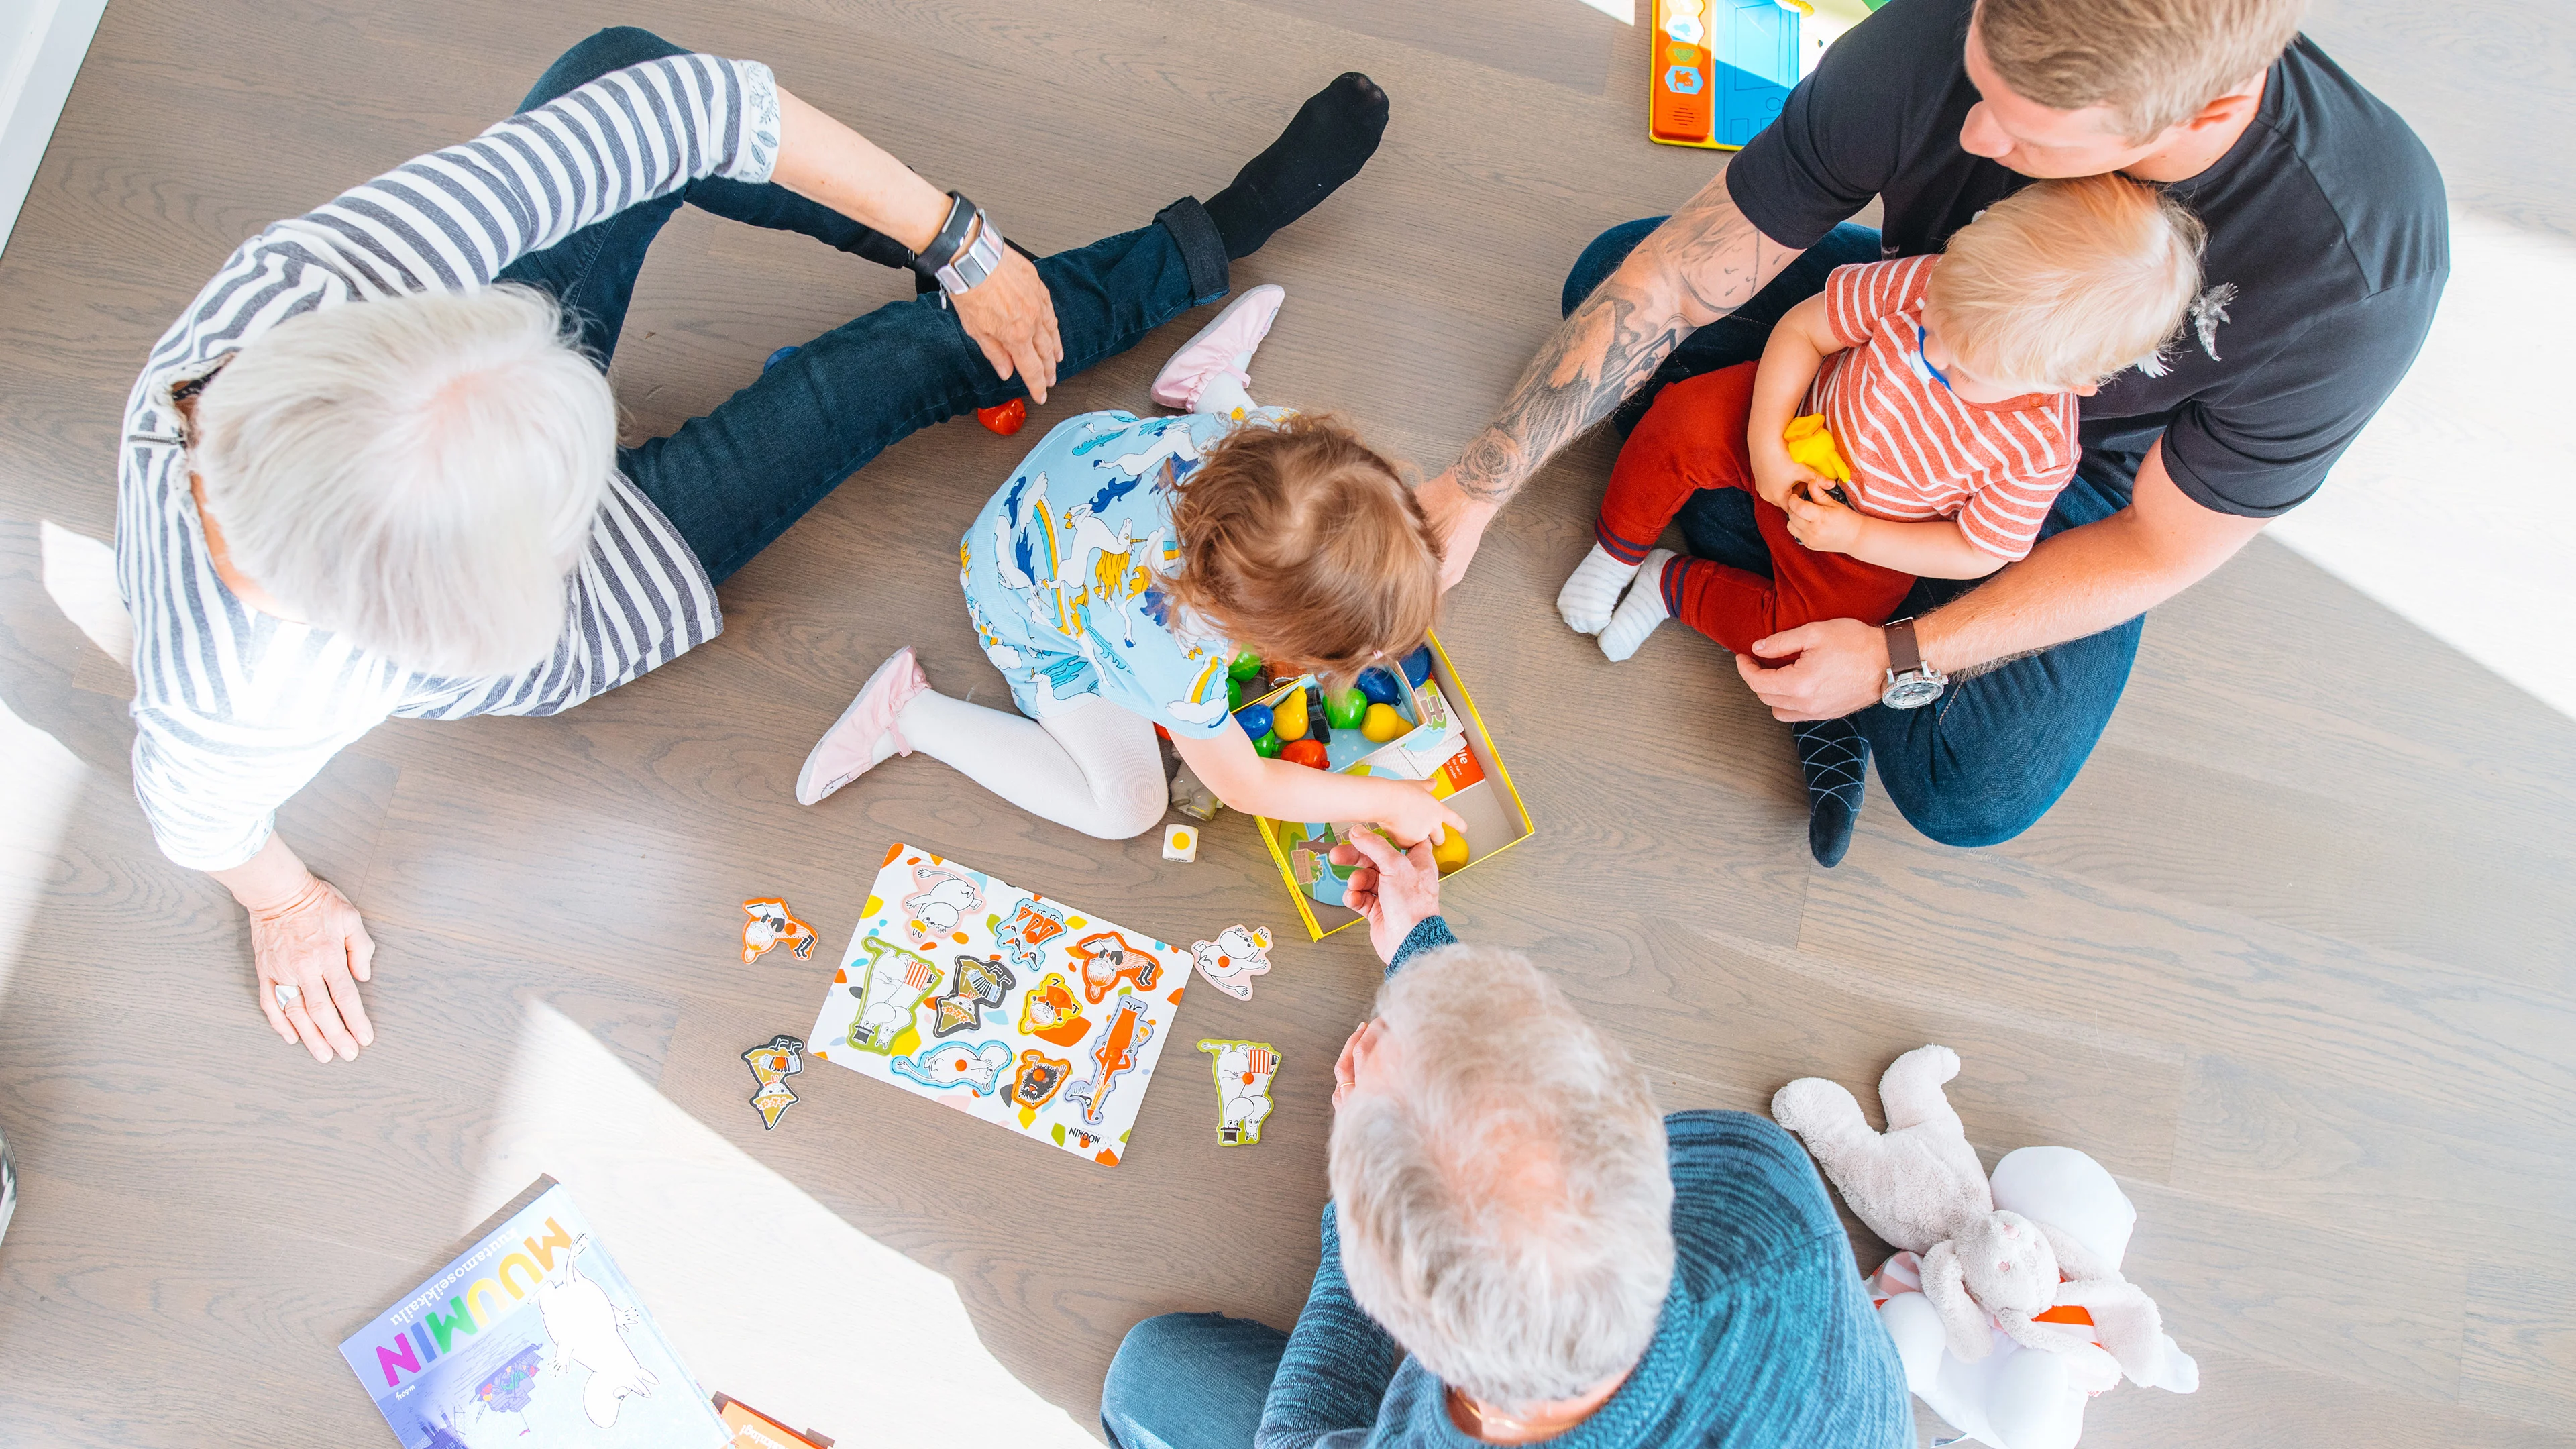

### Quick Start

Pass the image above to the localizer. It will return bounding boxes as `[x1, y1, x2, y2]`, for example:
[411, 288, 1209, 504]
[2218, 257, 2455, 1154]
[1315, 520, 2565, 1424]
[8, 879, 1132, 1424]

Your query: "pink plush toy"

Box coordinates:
[1773, 1045, 2198, 1449]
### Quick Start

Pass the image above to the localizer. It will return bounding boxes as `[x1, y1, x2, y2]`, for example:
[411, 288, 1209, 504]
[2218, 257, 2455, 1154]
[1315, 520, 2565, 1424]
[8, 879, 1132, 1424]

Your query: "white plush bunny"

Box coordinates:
[1774, 1046, 2198, 1449]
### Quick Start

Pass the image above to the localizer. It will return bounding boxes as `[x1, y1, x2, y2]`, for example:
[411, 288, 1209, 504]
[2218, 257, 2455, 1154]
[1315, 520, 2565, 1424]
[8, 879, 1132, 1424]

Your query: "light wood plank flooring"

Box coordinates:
[0, 0, 2568, 1443]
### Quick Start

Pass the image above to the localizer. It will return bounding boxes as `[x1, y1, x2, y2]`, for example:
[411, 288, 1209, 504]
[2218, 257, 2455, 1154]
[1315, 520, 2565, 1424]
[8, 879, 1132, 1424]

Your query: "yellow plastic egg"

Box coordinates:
[1272, 688, 1309, 740]
[1432, 825, 1470, 875]
[1360, 702, 1407, 743]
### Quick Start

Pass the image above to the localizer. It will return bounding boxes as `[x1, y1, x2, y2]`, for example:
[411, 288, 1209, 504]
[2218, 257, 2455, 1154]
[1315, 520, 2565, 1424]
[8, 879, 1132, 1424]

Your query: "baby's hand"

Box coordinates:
[1749, 439, 1823, 513]
[1784, 482, 1865, 555]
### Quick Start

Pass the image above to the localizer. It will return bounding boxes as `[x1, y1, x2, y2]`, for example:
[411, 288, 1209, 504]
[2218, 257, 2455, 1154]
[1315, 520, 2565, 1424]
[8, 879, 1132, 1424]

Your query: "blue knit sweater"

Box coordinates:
[1254, 917, 1909, 1448]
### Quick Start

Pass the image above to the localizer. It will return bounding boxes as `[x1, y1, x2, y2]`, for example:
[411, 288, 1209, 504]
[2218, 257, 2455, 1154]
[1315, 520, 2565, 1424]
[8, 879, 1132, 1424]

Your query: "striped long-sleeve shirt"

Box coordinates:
[1810, 255, 2080, 561]
[116, 55, 780, 871]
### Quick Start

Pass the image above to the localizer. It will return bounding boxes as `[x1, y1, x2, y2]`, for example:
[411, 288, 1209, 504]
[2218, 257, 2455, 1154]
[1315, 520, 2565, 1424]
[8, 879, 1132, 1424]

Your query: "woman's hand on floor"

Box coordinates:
[245, 875, 377, 1063]
[214, 834, 377, 1063]
[953, 246, 1063, 402]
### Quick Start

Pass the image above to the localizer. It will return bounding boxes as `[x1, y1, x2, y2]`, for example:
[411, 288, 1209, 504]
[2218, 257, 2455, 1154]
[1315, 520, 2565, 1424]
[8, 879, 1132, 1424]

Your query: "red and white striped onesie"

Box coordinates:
[1589, 256, 2081, 655]
[1811, 255, 2078, 561]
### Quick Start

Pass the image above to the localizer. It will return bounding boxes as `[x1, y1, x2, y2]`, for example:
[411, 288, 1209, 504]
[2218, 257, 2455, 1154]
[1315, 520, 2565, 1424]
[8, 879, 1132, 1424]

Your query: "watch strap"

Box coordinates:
[914, 191, 979, 275]
[1884, 616, 1924, 675]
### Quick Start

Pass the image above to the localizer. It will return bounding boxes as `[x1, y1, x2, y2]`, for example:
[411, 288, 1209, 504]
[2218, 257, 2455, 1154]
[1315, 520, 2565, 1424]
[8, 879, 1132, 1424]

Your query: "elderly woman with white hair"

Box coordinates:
[122, 25, 1388, 1063]
[1099, 828, 1909, 1447]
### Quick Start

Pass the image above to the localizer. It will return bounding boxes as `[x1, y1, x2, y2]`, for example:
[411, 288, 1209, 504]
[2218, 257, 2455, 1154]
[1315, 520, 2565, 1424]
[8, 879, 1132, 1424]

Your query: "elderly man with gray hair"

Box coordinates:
[1099, 829, 1909, 1447]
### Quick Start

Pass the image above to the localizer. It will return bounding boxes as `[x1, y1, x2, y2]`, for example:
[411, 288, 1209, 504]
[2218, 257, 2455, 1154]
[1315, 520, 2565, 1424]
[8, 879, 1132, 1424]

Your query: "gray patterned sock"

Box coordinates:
[1793, 717, 1869, 867]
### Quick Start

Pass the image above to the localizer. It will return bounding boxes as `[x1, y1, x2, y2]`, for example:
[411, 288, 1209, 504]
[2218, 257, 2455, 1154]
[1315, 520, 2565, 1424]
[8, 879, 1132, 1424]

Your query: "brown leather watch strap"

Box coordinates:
[1884, 616, 1924, 674]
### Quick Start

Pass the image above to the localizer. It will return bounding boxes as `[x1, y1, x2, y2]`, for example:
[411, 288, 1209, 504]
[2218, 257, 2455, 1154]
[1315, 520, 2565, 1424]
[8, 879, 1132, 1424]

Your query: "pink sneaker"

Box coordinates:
[1150, 284, 1285, 409]
[796, 647, 929, 806]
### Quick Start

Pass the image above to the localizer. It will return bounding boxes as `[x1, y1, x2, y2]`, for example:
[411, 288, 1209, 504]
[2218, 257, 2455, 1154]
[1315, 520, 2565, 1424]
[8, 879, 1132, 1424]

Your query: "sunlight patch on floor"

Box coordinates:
[0, 697, 85, 1003]
[473, 1000, 1096, 1448]
[2267, 209, 2576, 720]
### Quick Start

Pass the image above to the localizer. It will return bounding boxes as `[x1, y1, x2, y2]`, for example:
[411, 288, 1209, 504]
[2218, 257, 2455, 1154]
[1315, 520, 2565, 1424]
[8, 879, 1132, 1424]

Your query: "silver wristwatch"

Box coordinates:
[1880, 616, 1947, 710]
[919, 190, 1006, 298]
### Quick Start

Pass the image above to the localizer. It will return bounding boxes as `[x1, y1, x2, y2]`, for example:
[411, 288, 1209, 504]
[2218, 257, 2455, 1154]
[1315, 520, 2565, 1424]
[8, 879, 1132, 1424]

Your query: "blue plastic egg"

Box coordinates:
[1234, 702, 1273, 738]
[1357, 668, 1401, 705]
[1402, 645, 1433, 687]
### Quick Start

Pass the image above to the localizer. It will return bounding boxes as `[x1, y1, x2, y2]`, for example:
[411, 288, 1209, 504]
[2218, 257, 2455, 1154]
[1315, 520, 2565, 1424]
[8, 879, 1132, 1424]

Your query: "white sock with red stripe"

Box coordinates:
[1598, 549, 1676, 661]
[1557, 543, 1639, 635]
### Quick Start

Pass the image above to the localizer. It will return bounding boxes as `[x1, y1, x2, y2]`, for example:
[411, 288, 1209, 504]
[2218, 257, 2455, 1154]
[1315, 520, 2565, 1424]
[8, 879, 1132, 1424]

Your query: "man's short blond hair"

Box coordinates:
[1929, 174, 2206, 392]
[1976, 0, 2308, 141]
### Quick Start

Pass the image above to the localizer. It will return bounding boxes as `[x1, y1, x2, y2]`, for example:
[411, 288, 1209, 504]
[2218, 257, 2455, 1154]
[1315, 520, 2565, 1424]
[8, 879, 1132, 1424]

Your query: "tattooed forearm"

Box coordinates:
[1451, 178, 1790, 504]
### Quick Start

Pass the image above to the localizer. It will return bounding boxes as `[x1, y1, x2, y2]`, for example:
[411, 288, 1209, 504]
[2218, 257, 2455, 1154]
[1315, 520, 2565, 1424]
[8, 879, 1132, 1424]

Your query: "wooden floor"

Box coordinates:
[2, 1, 2571, 1444]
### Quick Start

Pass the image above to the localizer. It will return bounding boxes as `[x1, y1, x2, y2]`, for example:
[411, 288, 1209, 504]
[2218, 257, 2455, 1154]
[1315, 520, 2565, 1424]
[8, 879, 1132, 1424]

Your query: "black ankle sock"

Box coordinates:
[1792, 718, 1870, 868]
[1204, 72, 1389, 260]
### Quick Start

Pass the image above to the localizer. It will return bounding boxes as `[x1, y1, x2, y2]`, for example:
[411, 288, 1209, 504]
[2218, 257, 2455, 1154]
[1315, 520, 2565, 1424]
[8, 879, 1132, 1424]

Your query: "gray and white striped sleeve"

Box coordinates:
[249, 53, 780, 305]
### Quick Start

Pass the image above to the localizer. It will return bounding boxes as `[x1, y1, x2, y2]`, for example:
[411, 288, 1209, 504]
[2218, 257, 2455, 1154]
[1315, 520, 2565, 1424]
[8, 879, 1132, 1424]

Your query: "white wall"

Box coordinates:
[0, 0, 109, 260]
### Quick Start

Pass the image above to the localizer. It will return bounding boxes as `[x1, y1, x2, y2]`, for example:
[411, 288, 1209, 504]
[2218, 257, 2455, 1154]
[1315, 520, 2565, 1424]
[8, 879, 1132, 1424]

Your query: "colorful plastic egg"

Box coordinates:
[1253, 730, 1283, 759]
[1402, 645, 1433, 687]
[1432, 825, 1470, 875]
[1325, 687, 1368, 730]
[1228, 651, 1267, 681]
[1235, 702, 1273, 739]
[1271, 689, 1309, 740]
[1227, 675, 1244, 711]
[1358, 668, 1401, 705]
[1360, 702, 1407, 743]
[1281, 738, 1329, 769]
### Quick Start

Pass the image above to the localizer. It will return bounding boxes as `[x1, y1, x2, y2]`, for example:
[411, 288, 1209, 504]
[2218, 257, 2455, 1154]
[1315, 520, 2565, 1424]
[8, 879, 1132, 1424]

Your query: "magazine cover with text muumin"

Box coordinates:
[339, 1183, 727, 1448]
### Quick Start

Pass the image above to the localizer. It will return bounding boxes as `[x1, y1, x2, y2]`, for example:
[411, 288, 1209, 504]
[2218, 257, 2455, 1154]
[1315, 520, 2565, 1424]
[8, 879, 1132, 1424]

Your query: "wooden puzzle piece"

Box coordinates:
[929, 953, 1018, 1038]
[1006, 1048, 1073, 1110]
[1067, 929, 1161, 1004]
[846, 936, 941, 1055]
[1016, 971, 1090, 1046]
[741, 898, 817, 964]
[1197, 1038, 1280, 1146]
[1189, 924, 1274, 1002]
[901, 864, 985, 945]
[742, 1034, 805, 1130]
[890, 1040, 1015, 1097]
[998, 898, 1069, 973]
[1062, 994, 1153, 1128]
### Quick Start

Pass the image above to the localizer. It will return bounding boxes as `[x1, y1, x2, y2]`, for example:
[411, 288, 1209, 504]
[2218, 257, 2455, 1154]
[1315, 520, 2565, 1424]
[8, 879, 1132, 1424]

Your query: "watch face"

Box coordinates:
[1883, 674, 1943, 710]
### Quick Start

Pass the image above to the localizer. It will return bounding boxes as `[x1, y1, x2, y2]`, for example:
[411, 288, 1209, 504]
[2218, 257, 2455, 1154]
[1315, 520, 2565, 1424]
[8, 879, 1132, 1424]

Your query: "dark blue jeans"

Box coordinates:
[1566, 219, 2142, 846]
[498, 28, 1230, 586]
[1100, 1312, 1287, 1449]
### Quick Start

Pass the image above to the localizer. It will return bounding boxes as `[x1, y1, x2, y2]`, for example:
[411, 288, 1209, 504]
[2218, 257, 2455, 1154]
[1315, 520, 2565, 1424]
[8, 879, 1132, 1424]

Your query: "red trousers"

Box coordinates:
[1595, 363, 1915, 657]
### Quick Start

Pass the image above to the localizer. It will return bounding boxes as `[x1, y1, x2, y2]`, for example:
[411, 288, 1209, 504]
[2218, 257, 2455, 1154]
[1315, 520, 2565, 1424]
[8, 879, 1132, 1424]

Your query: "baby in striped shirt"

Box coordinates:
[1559, 174, 2205, 663]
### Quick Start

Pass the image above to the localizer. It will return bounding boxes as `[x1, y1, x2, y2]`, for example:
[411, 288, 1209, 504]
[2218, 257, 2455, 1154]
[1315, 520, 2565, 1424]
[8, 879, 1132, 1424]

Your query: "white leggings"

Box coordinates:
[895, 689, 1167, 840]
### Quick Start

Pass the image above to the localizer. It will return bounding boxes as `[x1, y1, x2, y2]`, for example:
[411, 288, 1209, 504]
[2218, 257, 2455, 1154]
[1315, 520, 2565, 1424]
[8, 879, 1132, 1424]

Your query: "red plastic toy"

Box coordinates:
[978, 398, 1028, 435]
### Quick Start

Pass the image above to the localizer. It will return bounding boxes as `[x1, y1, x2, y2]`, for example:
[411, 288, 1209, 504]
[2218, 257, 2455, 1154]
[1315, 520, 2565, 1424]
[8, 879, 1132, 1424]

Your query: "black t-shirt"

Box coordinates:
[1725, 0, 2448, 517]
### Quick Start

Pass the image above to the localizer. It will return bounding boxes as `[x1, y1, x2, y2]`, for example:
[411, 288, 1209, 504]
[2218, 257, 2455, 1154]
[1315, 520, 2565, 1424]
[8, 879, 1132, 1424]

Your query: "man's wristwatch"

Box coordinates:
[914, 190, 1006, 297]
[1880, 616, 1947, 710]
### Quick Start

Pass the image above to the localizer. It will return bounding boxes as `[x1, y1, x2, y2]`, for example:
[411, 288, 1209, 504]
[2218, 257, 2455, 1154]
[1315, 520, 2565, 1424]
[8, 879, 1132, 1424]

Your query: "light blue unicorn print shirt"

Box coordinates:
[962, 408, 1289, 738]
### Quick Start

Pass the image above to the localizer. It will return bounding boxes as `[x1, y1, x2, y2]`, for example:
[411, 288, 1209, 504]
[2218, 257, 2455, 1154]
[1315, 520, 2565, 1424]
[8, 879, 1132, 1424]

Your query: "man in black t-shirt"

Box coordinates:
[1421, 0, 2446, 860]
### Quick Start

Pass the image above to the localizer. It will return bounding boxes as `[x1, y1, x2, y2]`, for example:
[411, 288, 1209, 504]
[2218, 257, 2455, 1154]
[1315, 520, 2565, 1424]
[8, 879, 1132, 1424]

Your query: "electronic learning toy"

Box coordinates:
[1649, 0, 1805, 150]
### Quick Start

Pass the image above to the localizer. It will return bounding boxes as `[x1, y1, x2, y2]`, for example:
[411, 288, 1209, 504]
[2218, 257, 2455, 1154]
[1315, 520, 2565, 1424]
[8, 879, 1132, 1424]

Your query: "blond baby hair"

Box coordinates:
[1928, 174, 2206, 393]
[1976, 0, 2308, 142]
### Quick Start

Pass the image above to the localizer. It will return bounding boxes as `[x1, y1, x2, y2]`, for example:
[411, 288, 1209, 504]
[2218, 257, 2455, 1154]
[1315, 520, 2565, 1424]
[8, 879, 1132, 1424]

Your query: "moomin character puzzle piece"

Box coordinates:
[808, 844, 1195, 1167]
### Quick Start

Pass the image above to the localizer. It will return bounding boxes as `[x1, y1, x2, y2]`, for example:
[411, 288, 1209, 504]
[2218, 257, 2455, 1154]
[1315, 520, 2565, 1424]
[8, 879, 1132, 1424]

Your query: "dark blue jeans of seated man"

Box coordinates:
[497, 26, 1232, 587]
[1563, 217, 2142, 847]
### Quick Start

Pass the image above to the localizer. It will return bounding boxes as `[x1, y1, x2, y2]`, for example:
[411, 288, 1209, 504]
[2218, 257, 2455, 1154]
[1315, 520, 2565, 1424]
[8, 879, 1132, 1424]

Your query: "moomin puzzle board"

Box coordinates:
[807, 843, 1196, 1167]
